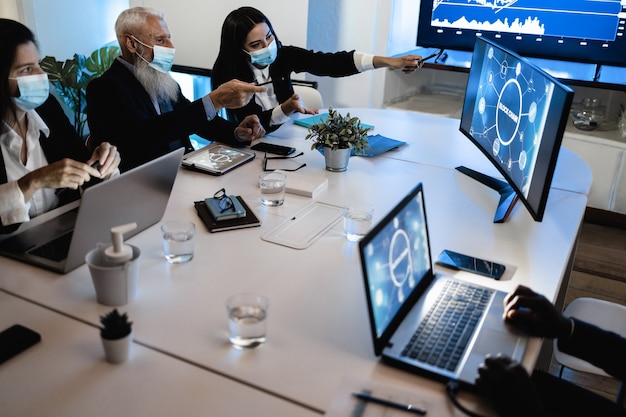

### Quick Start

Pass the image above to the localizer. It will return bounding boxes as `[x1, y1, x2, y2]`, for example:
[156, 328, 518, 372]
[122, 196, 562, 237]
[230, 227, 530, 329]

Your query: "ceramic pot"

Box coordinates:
[101, 331, 132, 364]
[86, 245, 141, 306]
[323, 147, 351, 172]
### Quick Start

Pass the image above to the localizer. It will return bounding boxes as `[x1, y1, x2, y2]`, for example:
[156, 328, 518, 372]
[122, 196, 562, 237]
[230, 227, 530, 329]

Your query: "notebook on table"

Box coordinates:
[358, 182, 528, 386]
[0, 148, 184, 273]
[194, 196, 261, 233]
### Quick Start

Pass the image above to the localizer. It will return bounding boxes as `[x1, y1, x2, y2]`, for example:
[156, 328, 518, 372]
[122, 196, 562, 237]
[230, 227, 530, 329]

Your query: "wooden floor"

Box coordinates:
[544, 217, 626, 401]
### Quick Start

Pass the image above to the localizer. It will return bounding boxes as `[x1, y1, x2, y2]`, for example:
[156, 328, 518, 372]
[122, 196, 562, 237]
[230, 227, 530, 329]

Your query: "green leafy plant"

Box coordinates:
[40, 45, 120, 138]
[305, 107, 371, 155]
[100, 308, 132, 340]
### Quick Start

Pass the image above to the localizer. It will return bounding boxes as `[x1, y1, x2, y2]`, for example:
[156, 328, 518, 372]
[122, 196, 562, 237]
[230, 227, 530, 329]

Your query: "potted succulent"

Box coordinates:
[305, 107, 371, 171]
[99, 308, 133, 364]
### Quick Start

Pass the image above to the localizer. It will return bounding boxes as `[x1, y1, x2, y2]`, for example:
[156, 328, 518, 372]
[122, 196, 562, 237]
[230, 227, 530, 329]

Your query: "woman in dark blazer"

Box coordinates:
[212, 6, 422, 133]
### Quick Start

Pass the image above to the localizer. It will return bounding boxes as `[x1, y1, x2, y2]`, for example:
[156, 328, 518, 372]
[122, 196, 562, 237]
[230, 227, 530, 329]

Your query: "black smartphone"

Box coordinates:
[251, 142, 296, 156]
[0, 324, 41, 364]
[436, 249, 506, 280]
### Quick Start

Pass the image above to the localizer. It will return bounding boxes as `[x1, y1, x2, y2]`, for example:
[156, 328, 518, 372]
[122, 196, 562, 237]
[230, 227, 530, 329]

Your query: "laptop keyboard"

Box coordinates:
[401, 280, 493, 372]
[28, 232, 73, 262]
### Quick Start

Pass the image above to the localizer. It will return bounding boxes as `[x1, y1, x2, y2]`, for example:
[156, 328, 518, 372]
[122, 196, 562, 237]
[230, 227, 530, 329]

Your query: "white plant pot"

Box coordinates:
[101, 331, 132, 364]
[86, 245, 141, 306]
[324, 147, 351, 172]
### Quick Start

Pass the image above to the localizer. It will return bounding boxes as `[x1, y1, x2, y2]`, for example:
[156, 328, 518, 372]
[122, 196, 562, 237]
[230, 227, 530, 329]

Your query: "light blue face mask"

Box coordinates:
[10, 73, 50, 111]
[246, 40, 278, 67]
[132, 36, 176, 73]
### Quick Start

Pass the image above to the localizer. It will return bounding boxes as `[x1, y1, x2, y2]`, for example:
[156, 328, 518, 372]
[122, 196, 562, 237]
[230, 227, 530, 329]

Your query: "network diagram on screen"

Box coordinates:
[468, 44, 554, 197]
[362, 194, 430, 337]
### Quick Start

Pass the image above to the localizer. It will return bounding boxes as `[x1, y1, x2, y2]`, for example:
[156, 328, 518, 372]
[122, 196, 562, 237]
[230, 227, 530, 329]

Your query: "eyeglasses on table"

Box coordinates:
[262, 151, 306, 172]
[213, 188, 235, 212]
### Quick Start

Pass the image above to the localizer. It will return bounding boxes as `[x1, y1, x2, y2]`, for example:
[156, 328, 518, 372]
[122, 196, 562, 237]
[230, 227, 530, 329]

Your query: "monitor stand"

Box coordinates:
[455, 166, 519, 223]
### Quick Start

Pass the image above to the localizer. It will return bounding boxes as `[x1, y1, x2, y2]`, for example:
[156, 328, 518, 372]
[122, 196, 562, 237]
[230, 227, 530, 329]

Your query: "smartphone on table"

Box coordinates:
[0, 324, 41, 364]
[251, 142, 296, 156]
[436, 249, 506, 280]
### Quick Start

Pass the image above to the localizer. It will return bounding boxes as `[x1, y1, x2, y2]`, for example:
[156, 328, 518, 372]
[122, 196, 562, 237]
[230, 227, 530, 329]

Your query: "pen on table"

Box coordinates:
[352, 392, 427, 415]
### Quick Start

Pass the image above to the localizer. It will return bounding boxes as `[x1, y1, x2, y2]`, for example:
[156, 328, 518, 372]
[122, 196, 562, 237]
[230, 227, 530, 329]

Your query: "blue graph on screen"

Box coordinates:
[468, 44, 554, 197]
[431, 0, 623, 41]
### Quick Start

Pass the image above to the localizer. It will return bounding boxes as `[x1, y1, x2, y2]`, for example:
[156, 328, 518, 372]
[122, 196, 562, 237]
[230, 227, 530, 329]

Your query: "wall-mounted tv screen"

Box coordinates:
[458, 37, 574, 222]
[417, 1, 626, 67]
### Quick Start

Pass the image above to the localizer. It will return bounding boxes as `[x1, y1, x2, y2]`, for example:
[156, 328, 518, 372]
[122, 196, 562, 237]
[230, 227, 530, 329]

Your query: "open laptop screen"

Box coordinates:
[359, 183, 433, 343]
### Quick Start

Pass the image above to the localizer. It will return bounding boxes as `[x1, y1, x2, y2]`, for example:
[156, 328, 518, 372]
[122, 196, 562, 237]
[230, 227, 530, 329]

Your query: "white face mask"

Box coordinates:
[10, 73, 49, 111]
[132, 36, 176, 73]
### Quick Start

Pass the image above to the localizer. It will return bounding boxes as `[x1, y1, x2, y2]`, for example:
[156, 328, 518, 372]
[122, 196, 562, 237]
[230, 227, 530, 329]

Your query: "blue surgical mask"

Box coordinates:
[132, 36, 176, 73]
[245, 40, 278, 67]
[10, 73, 49, 111]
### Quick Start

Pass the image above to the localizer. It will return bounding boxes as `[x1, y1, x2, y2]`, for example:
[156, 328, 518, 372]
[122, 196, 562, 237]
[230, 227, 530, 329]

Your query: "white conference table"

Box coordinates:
[0, 109, 591, 416]
[0, 290, 318, 417]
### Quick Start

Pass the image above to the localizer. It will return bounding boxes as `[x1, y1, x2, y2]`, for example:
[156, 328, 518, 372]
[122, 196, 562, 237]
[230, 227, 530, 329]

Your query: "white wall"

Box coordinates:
[307, 0, 393, 108]
[306, 0, 424, 109]
[17, 0, 128, 60]
[0, 0, 19, 20]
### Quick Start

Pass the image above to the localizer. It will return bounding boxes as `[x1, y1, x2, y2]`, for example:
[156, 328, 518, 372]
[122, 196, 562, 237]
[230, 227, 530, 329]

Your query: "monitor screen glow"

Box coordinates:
[459, 37, 573, 222]
[417, 0, 626, 67]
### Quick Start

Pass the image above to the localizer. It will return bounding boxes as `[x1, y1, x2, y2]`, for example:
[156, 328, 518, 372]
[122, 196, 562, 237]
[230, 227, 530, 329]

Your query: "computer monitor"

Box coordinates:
[458, 37, 574, 223]
[417, 1, 626, 67]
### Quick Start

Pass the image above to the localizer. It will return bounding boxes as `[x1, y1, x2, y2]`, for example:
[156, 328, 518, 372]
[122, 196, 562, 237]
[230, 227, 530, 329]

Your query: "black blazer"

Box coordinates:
[0, 96, 88, 233]
[216, 46, 359, 133]
[86, 59, 241, 171]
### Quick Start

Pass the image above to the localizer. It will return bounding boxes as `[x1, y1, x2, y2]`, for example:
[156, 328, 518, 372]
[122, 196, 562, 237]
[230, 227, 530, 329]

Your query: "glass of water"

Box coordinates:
[226, 293, 269, 348]
[259, 172, 286, 206]
[161, 220, 195, 264]
[343, 204, 374, 242]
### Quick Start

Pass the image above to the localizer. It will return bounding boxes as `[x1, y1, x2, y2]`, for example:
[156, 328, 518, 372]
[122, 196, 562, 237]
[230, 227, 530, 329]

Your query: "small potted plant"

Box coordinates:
[305, 107, 371, 171]
[100, 308, 133, 363]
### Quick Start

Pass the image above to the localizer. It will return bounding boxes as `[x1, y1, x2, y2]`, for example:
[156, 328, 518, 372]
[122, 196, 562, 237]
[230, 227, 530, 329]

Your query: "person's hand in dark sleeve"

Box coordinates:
[476, 354, 549, 417]
[235, 114, 265, 143]
[503, 285, 572, 339]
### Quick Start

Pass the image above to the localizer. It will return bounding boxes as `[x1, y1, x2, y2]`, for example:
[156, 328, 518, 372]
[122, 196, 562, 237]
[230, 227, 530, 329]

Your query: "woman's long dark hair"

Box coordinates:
[0, 19, 37, 123]
[211, 7, 281, 90]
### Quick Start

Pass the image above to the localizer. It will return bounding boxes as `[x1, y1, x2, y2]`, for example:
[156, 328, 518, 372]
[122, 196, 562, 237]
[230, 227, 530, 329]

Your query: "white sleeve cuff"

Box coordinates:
[270, 105, 292, 126]
[353, 52, 375, 72]
[0, 180, 31, 226]
[201, 95, 218, 121]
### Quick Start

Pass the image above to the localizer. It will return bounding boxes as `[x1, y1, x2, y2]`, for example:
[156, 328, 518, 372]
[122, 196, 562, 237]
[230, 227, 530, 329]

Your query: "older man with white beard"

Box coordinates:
[87, 6, 266, 171]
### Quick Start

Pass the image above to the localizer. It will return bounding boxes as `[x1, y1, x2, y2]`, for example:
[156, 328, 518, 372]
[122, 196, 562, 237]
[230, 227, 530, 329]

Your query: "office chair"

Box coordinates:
[293, 84, 324, 110]
[554, 297, 626, 405]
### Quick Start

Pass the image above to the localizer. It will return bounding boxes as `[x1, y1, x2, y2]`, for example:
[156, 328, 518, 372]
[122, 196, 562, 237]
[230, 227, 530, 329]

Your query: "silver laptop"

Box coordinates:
[358, 182, 528, 385]
[0, 148, 184, 273]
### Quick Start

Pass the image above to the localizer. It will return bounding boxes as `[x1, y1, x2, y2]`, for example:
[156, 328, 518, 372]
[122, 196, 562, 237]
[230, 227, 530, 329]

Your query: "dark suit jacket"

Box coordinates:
[86, 59, 241, 171]
[558, 318, 626, 381]
[0, 95, 88, 233]
[215, 46, 359, 133]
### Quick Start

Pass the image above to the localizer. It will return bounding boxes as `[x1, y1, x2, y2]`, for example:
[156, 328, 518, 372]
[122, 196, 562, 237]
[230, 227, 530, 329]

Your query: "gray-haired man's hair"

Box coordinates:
[115, 6, 165, 45]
